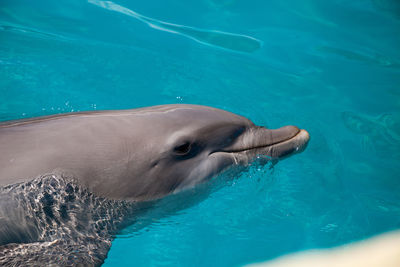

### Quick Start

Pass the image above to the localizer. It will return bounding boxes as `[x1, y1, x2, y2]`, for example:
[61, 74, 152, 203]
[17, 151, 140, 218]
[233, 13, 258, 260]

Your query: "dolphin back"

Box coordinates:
[0, 173, 136, 266]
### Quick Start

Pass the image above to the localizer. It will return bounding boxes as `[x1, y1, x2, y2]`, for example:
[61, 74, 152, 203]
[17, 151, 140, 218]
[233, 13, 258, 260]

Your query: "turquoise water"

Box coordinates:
[1, 0, 400, 266]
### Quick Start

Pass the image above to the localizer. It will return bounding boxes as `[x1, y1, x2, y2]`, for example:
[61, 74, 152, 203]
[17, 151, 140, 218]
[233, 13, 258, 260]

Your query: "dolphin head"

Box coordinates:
[123, 105, 309, 200]
[0, 104, 309, 202]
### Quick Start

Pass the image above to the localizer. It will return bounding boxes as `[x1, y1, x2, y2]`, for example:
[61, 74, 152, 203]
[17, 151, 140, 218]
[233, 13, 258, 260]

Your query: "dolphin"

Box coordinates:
[0, 104, 309, 266]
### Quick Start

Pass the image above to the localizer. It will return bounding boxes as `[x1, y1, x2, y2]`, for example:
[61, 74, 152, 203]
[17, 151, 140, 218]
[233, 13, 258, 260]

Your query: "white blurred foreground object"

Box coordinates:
[247, 231, 400, 267]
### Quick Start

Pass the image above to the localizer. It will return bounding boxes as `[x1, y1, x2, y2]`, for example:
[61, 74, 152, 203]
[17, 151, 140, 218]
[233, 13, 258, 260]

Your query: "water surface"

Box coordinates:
[0, 0, 399, 266]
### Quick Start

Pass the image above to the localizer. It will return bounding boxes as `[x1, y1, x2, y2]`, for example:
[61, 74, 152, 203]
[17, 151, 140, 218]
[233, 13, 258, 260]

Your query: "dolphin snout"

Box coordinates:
[266, 125, 300, 145]
[295, 129, 310, 152]
[243, 125, 309, 159]
[224, 125, 309, 158]
[266, 127, 310, 158]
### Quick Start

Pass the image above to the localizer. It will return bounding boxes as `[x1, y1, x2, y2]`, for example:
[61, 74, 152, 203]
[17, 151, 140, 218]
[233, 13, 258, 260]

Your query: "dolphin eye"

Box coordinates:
[173, 142, 192, 155]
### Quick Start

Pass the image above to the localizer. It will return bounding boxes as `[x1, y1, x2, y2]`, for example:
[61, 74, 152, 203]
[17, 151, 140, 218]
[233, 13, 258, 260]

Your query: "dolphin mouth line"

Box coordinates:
[221, 128, 308, 154]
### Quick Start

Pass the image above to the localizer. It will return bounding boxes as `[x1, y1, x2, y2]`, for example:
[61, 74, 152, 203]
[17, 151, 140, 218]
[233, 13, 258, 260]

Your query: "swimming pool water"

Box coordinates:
[1, 0, 400, 266]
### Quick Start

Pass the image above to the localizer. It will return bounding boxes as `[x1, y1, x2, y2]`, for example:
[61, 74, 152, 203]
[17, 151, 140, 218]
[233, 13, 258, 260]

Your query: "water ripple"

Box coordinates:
[0, 23, 70, 41]
[88, 0, 262, 53]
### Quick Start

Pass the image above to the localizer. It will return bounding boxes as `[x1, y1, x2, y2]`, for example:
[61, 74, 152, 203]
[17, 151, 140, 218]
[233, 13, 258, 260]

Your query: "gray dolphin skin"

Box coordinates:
[0, 104, 309, 266]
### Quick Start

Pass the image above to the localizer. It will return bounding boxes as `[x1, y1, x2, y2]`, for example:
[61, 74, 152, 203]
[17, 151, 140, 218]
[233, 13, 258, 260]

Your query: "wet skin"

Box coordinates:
[0, 104, 309, 200]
